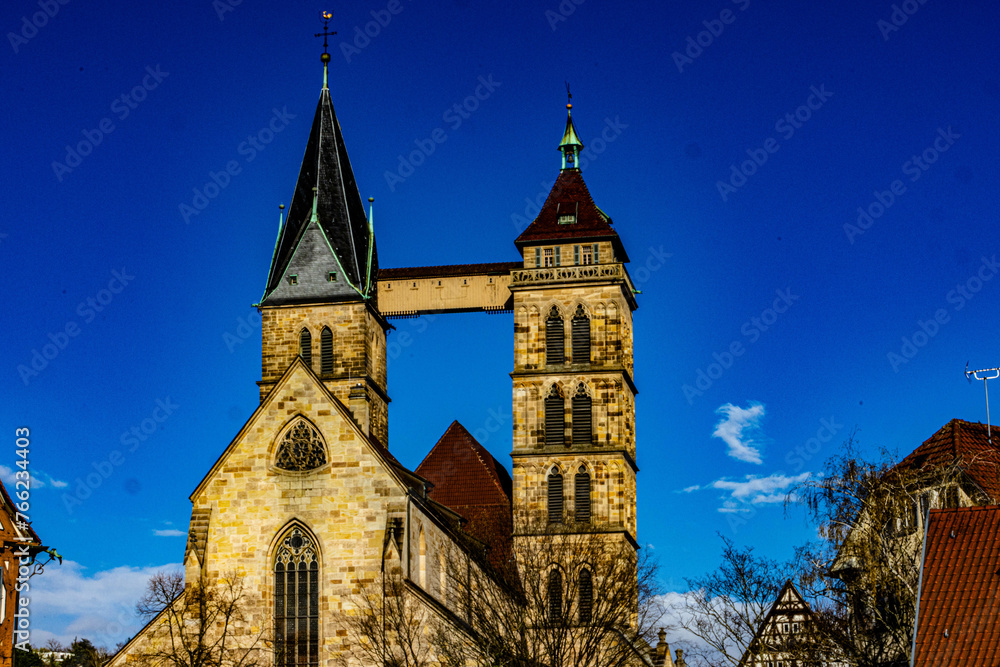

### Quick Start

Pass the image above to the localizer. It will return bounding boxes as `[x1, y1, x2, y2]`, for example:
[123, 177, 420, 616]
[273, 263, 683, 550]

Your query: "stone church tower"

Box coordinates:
[510, 103, 639, 552]
[256, 51, 388, 447]
[109, 44, 643, 667]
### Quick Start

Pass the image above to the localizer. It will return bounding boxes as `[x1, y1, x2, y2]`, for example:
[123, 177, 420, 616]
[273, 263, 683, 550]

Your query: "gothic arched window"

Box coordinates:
[274, 526, 320, 667]
[545, 386, 565, 447]
[548, 468, 564, 524]
[320, 327, 333, 375]
[299, 328, 312, 367]
[575, 466, 591, 524]
[579, 568, 593, 624]
[548, 569, 563, 623]
[572, 383, 592, 446]
[275, 419, 328, 472]
[545, 306, 565, 366]
[571, 305, 590, 364]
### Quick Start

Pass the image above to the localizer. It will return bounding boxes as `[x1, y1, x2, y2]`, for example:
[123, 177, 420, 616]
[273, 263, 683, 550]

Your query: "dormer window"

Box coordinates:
[558, 214, 576, 225]
[288, 274, 298, 286]
[327, 271, 337, 282]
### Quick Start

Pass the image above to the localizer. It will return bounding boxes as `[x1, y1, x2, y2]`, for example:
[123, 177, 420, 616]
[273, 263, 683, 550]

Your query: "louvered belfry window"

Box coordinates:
[320, 327, 333, 375]
[548, 470, 564, 524]
[575, 466, 591, 524]
[548, 569, 563, 622]
[275, 527, 320, 667]
[545, 386, 565, 447]
[572, 384, 592, 446]
[579, 568, 593, 624]
[571, 305, 590, 364]
[546, 306, 565, 365]
[299, 328, 312, 367]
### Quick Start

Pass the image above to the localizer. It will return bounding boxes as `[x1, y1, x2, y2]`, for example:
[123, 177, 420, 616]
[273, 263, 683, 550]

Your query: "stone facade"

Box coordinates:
[259, 302, 389, 447]
[510, 274, 638, 543]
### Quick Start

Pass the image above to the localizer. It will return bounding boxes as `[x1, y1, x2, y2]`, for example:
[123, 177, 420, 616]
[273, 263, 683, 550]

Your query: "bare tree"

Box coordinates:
[128, 571, 270, 667]
[666, 535, 797, 667]
[340, 566, 438, 667]
[792, 437, 933, 667]
[433, 523, 664, 667]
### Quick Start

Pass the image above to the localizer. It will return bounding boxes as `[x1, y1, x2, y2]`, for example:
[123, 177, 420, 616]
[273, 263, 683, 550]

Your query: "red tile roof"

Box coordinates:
[377, 262, 522, 280]
[912, 505, 1000, 666]
[514, 169, 628, 260]
[415, 421, 513, 568]
[898, 419, 1000, 501]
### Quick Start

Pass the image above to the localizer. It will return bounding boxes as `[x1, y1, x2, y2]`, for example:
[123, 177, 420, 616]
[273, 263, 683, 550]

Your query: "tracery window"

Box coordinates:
[275, 420, 328, 471]
[275, 527, 320, 667]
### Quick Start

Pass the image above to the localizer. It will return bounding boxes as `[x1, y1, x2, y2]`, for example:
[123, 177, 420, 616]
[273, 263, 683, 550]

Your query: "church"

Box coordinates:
[110, 36, 648, 667]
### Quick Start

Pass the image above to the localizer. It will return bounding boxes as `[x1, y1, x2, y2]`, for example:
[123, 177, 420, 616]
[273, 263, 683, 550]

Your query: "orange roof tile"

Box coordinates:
[415, 421, 512, 568]
[514, 169, 629, 261]
[898, 419, 1000, 501]
[912, 505, 1000, 666]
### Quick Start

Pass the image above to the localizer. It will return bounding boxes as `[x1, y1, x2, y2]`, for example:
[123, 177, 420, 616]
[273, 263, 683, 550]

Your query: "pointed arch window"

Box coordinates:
[571, 305, 590, 364]
[275, 419, 328, 472]
[579, 568, 593, 624]
[545, 307, 565, 366]
[548, 468, 564, 524]
[545, 385, 565, 447]
[275, 527, 320, 667]
[299, 328, 312, 367]
[320, 327, 333, 375]
[572, 383, 592, 446]
[575, 466, 591, 524]
[548, 569, 563, 623]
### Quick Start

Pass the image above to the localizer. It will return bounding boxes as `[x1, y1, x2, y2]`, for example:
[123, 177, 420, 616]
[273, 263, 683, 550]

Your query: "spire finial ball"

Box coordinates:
[321, 52, 331, 64]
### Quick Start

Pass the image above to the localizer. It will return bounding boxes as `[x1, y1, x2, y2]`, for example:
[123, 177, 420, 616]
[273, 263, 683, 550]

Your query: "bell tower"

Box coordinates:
[509, 100, 639, 549]
[256, 41, 389, 447]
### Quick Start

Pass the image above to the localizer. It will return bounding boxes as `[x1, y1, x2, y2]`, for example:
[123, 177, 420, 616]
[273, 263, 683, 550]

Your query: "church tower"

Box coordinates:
[510, 101, 639, 549]
[257, 50, 389, 446]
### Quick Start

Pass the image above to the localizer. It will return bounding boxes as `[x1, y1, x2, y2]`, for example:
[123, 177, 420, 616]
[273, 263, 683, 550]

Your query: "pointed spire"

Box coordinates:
[559, 85, 584, 170]
[260, 15, 376, 306]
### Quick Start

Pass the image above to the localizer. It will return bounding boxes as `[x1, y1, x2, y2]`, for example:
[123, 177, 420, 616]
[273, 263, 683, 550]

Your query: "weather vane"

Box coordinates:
[565, 81, 573, 109]
[315, 10, 336, 59]
[966, 363, 1000, 444]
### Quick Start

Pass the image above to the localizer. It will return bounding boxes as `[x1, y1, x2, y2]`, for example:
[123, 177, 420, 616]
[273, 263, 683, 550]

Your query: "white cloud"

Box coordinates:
[0, 465, 68, 490]
[709, 472, 810, 512]
[655, 591, 734, 665]
[681, 484, 701, 493]
[153, 529, 185, 537]
[31, 559, 181, 648]
[712, 402, 766, 464]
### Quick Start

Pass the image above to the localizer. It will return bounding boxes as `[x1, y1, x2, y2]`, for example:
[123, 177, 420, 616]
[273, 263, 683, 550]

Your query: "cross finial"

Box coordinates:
[315, 11, 336, 88]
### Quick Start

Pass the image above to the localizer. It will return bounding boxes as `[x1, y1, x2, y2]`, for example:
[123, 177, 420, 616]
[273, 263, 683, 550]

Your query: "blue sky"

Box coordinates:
[2, 0, 998, 646]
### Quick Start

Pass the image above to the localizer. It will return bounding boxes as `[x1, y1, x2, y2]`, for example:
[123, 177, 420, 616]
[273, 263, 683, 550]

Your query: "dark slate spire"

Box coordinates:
[261, 51, 376, 306]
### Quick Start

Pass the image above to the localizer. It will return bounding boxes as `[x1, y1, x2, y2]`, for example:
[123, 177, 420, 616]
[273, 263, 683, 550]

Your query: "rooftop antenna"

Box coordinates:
[965, 363, 1000, 444]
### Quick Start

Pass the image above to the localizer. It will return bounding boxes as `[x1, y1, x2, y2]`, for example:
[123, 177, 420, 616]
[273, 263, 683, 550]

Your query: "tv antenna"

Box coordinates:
[965, 363, 1000, 444]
